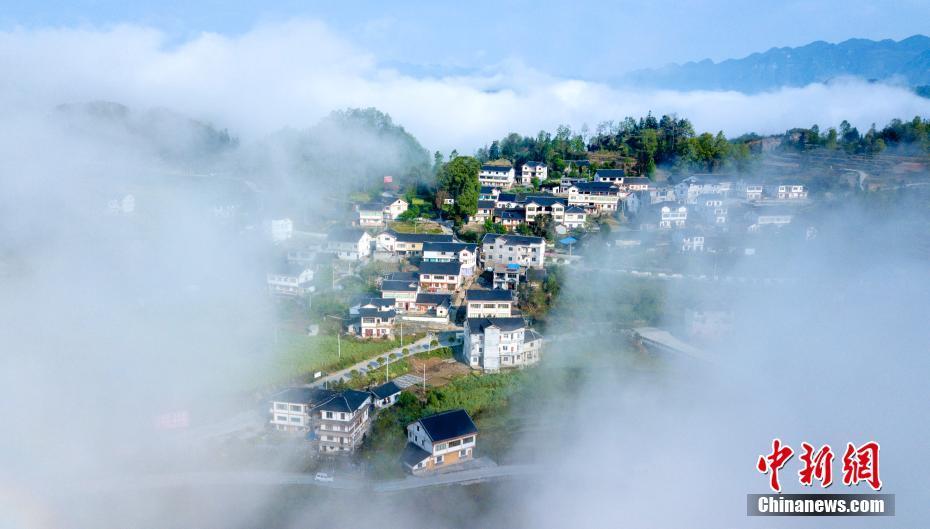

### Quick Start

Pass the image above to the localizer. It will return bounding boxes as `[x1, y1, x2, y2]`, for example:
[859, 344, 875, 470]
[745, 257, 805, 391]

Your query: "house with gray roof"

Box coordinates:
[463, 317, 543, 372]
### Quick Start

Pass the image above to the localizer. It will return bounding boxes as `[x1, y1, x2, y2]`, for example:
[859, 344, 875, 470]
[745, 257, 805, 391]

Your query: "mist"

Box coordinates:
[1, 14, 929, 529]
[2, 21, 930, 152]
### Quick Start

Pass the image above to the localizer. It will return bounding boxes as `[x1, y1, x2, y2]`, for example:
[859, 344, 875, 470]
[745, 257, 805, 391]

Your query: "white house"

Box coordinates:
[418, 261, 463, 293]
[314, 389, 373, 454]
[266, 262, 314, 297]
[268, 387, 335, 434]
[479, 165, 516, 189]
[327, 228, 372, 260]
[402, 409, 478, 475]
[465, 289, 515, 318]
[357, 198, 409, 227]
[370, 381, 402, 409]
[269, 218, 294, 242]
[463, 317, 542, 372]
[564, 181, 623, 213]
[376, 231, 454, 255]
[422, 241, 478, 276]
[562, 205, 587, 229]
[593, 168, 626, 185]
[521, 161, 548, 185]
[659, 206, 688, 229]
[481, 233, 546, 269]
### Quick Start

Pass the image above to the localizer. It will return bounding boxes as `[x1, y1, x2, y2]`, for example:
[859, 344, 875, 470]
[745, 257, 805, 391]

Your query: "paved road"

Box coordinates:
[78, 464, 543, 494]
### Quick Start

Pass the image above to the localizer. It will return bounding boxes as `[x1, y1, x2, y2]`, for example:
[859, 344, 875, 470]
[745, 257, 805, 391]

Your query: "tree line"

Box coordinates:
[780, 116, 930, 156]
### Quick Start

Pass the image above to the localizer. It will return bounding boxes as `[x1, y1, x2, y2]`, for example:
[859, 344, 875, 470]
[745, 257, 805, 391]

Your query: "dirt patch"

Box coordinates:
[407, 357, 471, 390]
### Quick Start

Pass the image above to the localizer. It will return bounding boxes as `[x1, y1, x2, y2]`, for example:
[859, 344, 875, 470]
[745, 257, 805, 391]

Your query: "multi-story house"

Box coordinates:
[771, 184, 807, 200]
[266, 262, 314, 297]
[675, 175, 733, 204]
[565, 181, 623, 213]
[562, 205, 588, 229]
[481, 233, 546, 269]
[492, 263, 524, 290]
[494, 192, 522, 210]
[380, 271, 419, 311]
[327, 228, 373, 261]
[269, 218, 294, 242]
[472, 200, 496, 223]
[479, 186, 501, 201]
[268, 387, 335, 434]
[463, 317, 543, 372]
[357, 198, 408, 227]
[746, 207, 794, 231]
[410, 293, 451, 320]
[314, 389, 373, 454]
[478, 165, 516, 189]
[402, 409, 478, 475]
[376, 231, 454, 255]
[418, 261, 463, 293]
[521, 161, 548, 185]
[593, 168, 626, 185]
[523, 195, 567, 225]
[494, 208, 526, 230]
[352, 303, 397, 338]
[422, 241, 478, 276]
[465, 289, 515, 318]
[621, 176, 652, 192]
[741, 183, 764, 201]
[678, 230, 706, 252]
[659, 206, 688, 229]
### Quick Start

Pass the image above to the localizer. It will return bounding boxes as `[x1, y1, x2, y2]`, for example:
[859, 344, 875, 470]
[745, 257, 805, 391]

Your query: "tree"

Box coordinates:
[483, 218, 507, 234]
[437, 156, 480, 220]
[489, 140, 501, 160]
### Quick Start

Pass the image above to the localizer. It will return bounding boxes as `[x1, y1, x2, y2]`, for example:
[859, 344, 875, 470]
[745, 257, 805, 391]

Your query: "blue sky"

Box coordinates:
[2, 0, 929, 78]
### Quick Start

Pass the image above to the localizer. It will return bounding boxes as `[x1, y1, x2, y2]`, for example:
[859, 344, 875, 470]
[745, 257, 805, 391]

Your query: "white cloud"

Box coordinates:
[1, 20, 929, 151]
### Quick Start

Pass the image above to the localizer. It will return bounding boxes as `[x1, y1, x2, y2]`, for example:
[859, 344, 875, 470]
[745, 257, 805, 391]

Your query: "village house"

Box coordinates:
[370, 381, 402, 409]
[521, 161, 548, 185]
[746, 207, 794, 231]
[677, 230, 706, 252]
[418, 261, 463, 293]
[622, 176, 652, 192]
[269, 218, 294, 242]
[494, 192, 522, 210]
[659, 205, 688, 230]
[481, 233, 546, 269]
[472, 200, 496, 223]
[352, 302, 396, 339]
[649, 184, 677, 205]
[465, 289, 515, 318]
[770, 184, 808, 200]
[357, 197, 409, 227]
[314, 389, 373, 454]
[478, 164, 516, 189]
[697, 193, 730, 226]
[673, 175, 734, 205]
[376, 230, 454, 255]
[479, 185, 501, 201]
[492, 263, 524, 290]
[402, 409, 478, 475]
[523, 195, 567, 225]
[422, 241, 478, 276]
[494, 208, 526, 230]
[380, 275, 419, 311]
[593, 168, 626, 185]
[268, 387, 335, 434]
[327, 228, 373, 261]
[410, 293, 451, 320]
[349, 296, 396, 316]
[266, 262, 314, 297]
[565, 181, 623, 213]
[563, 205, 588, 229]
[463, 317, 543, 372]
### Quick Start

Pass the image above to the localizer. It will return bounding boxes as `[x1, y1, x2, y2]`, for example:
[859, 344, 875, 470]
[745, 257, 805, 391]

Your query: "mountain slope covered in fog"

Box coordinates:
[623, 35, 930, 93]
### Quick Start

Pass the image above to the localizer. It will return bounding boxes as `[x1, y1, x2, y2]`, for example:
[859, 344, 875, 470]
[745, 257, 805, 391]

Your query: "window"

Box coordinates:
[275, 415, 286, 421]
[449, 439, 462, 447]
[275, 403, 287, 410]
[325, 411, 333, 419]
[435, 443, 447, 451]
[460, 449, 469, 458]
[289, 404, 301, 412]
[435, 455, 444, 465]
[463, 436, 475, 444]
[290, 417, 301, 423]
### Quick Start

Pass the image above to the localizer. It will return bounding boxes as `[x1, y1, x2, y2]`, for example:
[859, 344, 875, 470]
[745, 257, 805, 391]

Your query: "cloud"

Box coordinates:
[1, 20, 929, 152]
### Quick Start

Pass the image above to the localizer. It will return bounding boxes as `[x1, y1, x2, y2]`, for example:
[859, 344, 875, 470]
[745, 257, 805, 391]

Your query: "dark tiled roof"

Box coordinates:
[623, 177, 652, 185]
[401, 442, 432, 467]
[497, 209, 525, 221]
[466, 317, 527, 333]
[371, 381, 402, 399]
[482, 233, 544, 246]
[381, 280, 418, 292]
[385, 271, 419, 282]
[422, 241, 477, 253]
[477, 200, 497, 209]
[358, 307, 396, 319]
[523, 161, 545, 168]
[595, 169, 626, 178]
[417, 409, 478, 442]
[269, 387, 335, 406]
[565, 205, 587, 213]
[572, 181, 619, 193]
[480, 165, 512, 172]
[419, 261, 462, 276]
[523, 195, 567, 207]
[316, 389, 371, 413]
[382, 230, 454, 244]
[328, 228, 367, 242]
[466, 289, 513, 302]
[496, 193, 519, 203]
[415, 293, 451, 306]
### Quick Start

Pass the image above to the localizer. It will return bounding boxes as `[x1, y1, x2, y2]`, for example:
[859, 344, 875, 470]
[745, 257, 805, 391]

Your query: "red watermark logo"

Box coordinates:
[757, 439, 881, 492]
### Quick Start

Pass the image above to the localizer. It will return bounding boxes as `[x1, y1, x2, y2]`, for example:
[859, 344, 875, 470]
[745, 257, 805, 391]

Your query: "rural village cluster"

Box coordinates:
[259, 159, 810, 478]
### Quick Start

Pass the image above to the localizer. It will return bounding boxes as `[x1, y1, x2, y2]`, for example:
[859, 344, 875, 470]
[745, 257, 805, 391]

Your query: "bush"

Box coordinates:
[430, 339, 439, 347]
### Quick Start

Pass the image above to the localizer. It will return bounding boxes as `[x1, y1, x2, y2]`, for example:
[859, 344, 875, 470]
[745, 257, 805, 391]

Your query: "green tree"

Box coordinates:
[437, 156, 480, 220]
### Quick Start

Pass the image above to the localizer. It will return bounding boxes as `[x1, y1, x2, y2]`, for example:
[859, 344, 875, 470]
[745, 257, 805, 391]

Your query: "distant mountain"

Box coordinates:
[623, 35, 930, 93]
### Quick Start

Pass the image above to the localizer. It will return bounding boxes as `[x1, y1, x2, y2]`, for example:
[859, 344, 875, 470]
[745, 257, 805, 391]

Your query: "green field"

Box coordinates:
[388, 220, 444, 234]
[266, 331, 425, 386]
